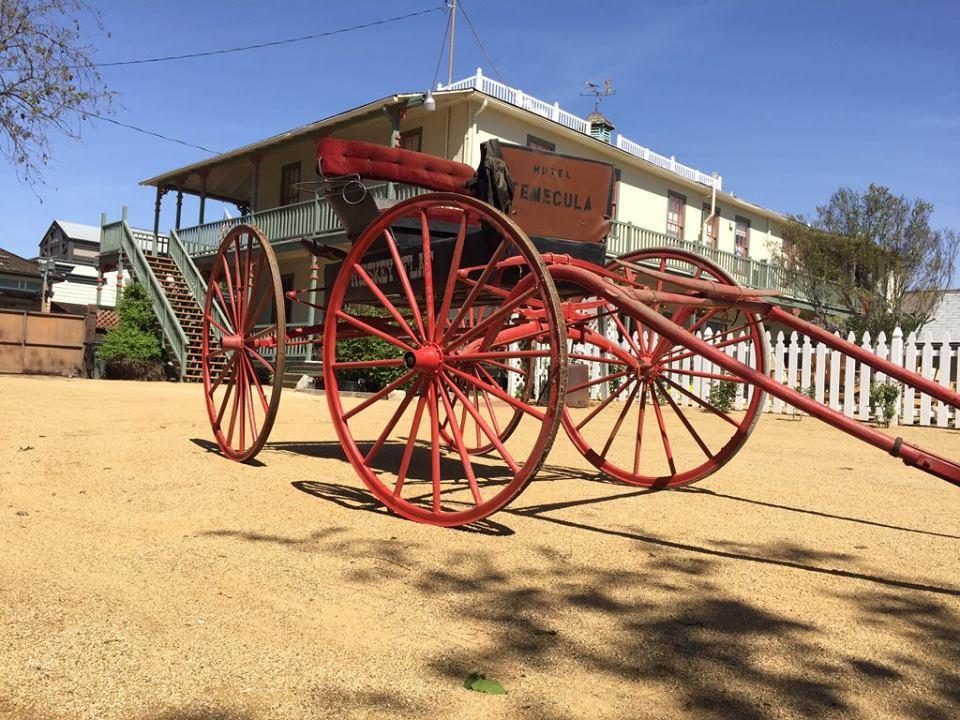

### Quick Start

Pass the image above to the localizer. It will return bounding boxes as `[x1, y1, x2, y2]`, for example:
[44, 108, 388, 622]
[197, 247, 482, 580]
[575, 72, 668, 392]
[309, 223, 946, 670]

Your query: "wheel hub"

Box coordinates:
[221, 334, 245, 351]
[404, 344, 443, 374]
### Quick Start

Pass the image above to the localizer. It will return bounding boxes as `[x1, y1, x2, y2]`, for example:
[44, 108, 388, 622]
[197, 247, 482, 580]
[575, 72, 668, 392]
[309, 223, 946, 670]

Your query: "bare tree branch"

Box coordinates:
[0, 0, 114, 186]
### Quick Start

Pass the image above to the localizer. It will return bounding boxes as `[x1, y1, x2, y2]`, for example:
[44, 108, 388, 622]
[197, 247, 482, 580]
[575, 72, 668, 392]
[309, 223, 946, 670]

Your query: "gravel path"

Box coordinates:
[1, 375, 958, 720]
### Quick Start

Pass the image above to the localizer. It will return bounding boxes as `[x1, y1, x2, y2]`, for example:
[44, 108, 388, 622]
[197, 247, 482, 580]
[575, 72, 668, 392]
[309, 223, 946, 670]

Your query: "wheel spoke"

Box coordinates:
[568, 368, 632, 395]
[395, 380, 430, 497]
[575, 376, 635, 431]
[220, 255, 239, 327]
[243, 351, 270, 414]
[446, 364, 545, 421]
[435, 213, 468, 341]
[633, 383, 648, 475]
[335, 311, 415, 353]
[352, 264, 419, 345]
[209, 354, 238, 394]
[435, 378, 483, 505]
[420, 211, 436, 340]
[445, 284, 539, 352]
[661, 368, 746, 383]
[600, 381, 641, 460]
[440, 372, 519, 473]
[216, 366, 235, 425]
[656, 379, 713, 459]
[451, 349, 551, 362]
[660, 331, 755, 367]
[427, 382, 442, 513]
[440, 238, 508, 345]
[659, 374, 741, 428]
[211, 283, 236, 333]
[649, 383, 677, 476]
[332, 358, 406, 370]
[362, 377, 422, 464]
[383, 228, 426, 341]
[344, 369, 417, 421]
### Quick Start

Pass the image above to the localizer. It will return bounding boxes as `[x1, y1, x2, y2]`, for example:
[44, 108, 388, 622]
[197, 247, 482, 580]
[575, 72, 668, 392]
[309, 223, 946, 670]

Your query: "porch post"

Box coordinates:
[384, 103, 406, 200]
[175, 188, 184, 231]
[249, 156, 261, 216]
[198, 172, 208, 225]
[152, 186, 164, 256]
[305, 262, 320, 362]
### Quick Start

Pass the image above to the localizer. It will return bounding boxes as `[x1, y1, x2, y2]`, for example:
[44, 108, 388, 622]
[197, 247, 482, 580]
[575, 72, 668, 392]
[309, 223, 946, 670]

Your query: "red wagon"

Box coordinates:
[199, 139, 960, 527]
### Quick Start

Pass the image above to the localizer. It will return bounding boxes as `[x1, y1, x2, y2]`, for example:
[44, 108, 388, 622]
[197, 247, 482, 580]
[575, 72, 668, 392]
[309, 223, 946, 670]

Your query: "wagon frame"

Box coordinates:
[199, 138, 960, 527]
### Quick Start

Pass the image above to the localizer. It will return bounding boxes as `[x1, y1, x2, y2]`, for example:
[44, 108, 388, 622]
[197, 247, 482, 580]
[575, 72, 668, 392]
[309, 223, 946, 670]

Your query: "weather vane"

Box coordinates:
[581, 79, 615, 112]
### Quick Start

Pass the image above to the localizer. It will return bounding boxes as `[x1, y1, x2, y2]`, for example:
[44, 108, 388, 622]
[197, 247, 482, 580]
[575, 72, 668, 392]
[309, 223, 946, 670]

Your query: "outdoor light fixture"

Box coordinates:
[424, 90, 436, 112]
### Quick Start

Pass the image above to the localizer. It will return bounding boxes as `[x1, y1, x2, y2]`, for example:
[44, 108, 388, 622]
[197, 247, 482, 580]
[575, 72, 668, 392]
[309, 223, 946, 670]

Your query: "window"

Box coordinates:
[735, 216, 751, 257]
[702, 203, 720, 248]
[279, 162, 301, 207]
[399, 128, 422, 152]
[526, 134, 556, 152]
[666, 191, 686, 238]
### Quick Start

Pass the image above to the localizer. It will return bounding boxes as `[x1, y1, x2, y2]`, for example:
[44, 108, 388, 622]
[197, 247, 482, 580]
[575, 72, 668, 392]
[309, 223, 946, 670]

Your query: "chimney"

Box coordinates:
[587, 110, 614, 144]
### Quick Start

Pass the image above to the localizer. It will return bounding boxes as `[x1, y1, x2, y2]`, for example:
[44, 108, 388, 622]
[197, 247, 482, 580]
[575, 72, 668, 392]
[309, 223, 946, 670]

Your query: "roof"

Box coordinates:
[139, 78, 788, 224]
[140, 91, 448, 189]
[0, 247, 41, 278]
[52, 220, 100, 243]
[586, 110, 614, 129]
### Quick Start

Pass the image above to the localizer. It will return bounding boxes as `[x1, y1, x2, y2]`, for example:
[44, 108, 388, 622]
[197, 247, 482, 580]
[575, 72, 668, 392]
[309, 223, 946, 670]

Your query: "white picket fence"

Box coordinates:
[513, 325, 958, 429]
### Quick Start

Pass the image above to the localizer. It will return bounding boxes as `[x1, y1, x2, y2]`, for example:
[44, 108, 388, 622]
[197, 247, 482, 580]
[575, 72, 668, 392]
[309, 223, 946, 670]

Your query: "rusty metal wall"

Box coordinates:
[0, 310, 85, 375]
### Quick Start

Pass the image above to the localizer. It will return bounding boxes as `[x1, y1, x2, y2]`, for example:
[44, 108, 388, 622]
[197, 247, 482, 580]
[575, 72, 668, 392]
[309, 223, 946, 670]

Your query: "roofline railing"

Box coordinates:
[439, 68, 722, 191]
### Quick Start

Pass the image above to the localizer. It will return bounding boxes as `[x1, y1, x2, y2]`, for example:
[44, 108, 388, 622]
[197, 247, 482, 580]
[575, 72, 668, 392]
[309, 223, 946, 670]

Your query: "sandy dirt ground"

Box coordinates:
[0, 374, 958, 720]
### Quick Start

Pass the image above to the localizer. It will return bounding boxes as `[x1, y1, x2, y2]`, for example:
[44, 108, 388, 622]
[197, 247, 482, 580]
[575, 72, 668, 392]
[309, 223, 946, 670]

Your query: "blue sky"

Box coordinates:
[2, 0, 958, 281]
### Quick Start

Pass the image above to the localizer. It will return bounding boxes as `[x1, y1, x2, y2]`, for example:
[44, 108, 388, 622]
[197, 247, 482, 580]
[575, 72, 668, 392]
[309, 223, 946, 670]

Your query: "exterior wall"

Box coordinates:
[472, 104, 784, 261]
[918, 291, 960, 336]
[50, 265, 118, 308]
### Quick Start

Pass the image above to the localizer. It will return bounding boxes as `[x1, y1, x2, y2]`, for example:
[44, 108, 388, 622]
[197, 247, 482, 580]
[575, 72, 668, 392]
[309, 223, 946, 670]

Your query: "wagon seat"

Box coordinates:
[315, 138, 476, 241]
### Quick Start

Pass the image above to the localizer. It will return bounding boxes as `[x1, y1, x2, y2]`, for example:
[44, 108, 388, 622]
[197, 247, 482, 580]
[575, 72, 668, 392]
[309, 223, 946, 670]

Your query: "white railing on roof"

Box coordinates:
[440, 68, 722, 190]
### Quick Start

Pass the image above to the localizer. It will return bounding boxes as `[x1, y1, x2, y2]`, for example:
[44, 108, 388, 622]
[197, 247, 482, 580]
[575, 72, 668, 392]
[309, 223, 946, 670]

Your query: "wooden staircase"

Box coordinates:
[144, 253, 223, 382]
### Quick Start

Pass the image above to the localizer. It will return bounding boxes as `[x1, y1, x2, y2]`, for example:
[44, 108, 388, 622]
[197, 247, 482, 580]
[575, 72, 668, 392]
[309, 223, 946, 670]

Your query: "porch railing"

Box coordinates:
[606, 220, 840, 306]
[177, 183, 429, 257]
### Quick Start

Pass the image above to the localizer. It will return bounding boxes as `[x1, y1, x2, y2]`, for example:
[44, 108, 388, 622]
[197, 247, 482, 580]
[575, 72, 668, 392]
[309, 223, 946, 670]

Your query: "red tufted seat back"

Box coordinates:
[316, 138, 474, 194]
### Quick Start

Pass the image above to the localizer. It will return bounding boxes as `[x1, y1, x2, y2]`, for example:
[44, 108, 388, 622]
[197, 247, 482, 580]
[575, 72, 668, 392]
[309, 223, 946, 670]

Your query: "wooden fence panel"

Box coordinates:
[0, 310, 85, 376]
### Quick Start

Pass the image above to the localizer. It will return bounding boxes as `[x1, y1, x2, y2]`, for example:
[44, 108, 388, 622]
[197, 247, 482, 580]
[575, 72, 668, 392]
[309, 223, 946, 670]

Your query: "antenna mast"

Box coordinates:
[447, 0, 457, 86]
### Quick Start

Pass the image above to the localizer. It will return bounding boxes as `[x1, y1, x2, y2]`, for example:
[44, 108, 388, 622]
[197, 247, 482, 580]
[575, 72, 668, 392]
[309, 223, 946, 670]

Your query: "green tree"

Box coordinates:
[99, 283, 162, 363]
[776, 185, 958, 334]
[0, 0, 114, 185]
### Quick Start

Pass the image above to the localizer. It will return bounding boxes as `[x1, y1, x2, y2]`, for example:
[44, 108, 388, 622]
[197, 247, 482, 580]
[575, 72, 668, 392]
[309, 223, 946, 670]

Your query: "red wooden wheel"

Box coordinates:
[323, 193, 567, 527]
[201, 225, 285, 462]
[558, 248, 767, 488]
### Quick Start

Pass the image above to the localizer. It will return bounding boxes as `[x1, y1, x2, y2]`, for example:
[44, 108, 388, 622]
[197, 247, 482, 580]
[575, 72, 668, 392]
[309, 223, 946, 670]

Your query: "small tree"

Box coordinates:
[775, 185, 959, 334]
[0, 0, 114, 185]
[99, 283, 164, 379]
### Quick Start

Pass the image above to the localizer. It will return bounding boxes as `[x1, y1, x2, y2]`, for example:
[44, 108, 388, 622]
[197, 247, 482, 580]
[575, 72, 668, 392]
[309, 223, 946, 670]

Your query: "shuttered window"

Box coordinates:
[666, 192, 686, 238]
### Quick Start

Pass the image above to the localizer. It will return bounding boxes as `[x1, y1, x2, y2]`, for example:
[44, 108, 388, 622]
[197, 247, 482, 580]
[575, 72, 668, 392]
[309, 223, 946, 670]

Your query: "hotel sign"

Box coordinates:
[499, 143, 616, 244]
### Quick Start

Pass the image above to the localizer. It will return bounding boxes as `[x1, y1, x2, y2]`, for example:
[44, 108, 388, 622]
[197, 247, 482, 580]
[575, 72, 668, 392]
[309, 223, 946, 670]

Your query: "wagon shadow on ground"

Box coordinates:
[203, 486, 960, 719]
[407, 545, 960, 720]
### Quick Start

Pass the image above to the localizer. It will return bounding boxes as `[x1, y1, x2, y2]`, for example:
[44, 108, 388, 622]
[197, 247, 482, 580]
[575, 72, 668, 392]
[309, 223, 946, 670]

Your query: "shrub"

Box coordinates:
[98, 283, 164, 379]
[707, 379, 739, 413]
[870, 382, 901, 427]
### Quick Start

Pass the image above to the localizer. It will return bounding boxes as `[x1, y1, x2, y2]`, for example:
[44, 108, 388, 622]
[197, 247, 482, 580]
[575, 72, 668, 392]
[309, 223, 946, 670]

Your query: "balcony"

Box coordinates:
[170, 190, 828, 306]
[176, 183, 427, 257]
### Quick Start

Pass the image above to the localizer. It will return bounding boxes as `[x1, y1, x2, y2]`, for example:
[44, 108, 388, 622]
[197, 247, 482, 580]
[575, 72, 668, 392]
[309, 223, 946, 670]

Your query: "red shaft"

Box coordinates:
[548, 265, 960, 488]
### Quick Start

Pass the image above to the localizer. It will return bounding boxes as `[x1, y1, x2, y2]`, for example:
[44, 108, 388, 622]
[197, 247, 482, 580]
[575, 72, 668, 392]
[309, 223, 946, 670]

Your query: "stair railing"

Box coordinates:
[168, 228, 230, 330]
[104, 220, 189, 374]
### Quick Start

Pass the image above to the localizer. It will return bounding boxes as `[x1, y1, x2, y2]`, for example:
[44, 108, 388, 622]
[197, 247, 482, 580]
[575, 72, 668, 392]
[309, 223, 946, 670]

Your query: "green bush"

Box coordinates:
[707, 379, 739, 413]
[332, 303, 408, 391]
[98, 283, 164, 379]
[870, 382, 901, 427]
